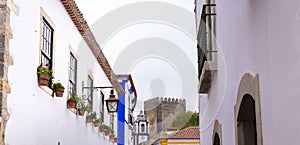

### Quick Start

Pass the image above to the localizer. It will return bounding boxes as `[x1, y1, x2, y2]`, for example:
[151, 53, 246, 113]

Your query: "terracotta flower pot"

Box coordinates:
[94, 121, 100, 127]
[86, 115, 93, 123]
[104, 130, 110, 136]
[55, 88, 65, 97]
[113, 137, 118, 142]
[99, 127, 105, 133]
[67, 99, 76, 109]
[77, 108, 85, 116]
[38, 73, 50, 86]
[109, 134, 115, 140]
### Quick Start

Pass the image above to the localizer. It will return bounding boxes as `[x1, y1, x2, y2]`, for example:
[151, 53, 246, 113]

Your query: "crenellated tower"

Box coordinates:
[144, 97, 186, 138]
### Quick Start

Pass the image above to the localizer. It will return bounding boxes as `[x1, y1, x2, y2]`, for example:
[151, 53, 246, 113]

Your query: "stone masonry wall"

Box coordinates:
[144, 97, 186, 139]
[0, 0, 18, 144]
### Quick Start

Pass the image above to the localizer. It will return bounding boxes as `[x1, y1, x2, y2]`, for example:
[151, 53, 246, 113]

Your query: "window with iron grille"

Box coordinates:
[41, 18, 53, 86]
[110, 114, 114, 131]
[197, 3, 216, 79]
[99, 92, 104, 123]
[69, 53, 77, 95]
[87, 76, 93, 107]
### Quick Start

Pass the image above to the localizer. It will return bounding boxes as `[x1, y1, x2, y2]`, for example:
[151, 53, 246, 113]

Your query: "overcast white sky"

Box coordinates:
[75, 0, 195, 25]
[74, 0, 198, 113]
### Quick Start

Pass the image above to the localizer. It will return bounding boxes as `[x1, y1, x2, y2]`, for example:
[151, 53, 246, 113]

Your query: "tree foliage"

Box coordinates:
[171, 111, 199, 130]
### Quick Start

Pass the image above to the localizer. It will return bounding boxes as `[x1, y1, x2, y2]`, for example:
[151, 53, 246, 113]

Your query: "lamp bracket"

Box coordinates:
[81, 81, 113, 100]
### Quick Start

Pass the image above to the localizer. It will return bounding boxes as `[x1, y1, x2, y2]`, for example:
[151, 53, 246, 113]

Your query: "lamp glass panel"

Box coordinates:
[108, 102, 117, 112]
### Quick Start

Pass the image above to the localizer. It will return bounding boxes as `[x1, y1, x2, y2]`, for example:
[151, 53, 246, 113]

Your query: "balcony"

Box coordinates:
[197, 3, 217, 93]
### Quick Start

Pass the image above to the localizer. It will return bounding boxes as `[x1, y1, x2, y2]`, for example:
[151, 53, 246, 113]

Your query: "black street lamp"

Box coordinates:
[82, 81, 119, 114]
[105, 90, 119, 113]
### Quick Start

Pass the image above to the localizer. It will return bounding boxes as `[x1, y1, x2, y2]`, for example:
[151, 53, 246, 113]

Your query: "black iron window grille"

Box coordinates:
[87, 76, 93, 107]
[99, 92, 104, 123]
[69, 53, 77, 95]
[197, 3, 216, 79]
[41, 18, 54, 86]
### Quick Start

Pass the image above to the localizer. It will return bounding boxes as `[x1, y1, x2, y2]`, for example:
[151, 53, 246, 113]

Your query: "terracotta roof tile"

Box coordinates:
[60, 0, 124, 94]
[168, 126, 200, 139]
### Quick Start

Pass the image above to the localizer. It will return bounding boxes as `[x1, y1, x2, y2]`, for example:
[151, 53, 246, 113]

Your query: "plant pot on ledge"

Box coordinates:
[38, 73, 51, 86]
[109, 134, 115, 141]
[67, 96, 77, 109]
[52, 82, 65, 97]
[93, 118, 101, 127]
[86, 115, 93, 123]
[113, 137, 118, 142]
[99, 125, 105, 133]
[77, 108, 85, 116]
[104, 129, 110, 136]
[94, 121, 100, 127]
[37, 64, 53, 86]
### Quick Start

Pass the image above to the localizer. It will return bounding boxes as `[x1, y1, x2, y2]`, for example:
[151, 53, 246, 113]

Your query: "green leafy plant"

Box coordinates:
[99, 124, 110, 130]
[84, 105, 92, 114]
[109, 127, 114, 135]
[171, 111, 199, 130]
[91, 111, 97, 120]
[37, 64, 53, 79]
[52, 82, 65, 89]
[93, 117, 102, 124]
[69, 94, 81, 101]
[76, 97, 85, 108]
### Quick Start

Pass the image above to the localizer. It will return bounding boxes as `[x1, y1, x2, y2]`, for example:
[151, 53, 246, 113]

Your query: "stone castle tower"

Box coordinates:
[144, 97, 186, 138]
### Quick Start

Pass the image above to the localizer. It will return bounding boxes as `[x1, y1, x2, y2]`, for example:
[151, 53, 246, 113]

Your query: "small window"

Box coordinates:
[41, 18, 53, 87]
[99, 92, 104, 123]
[110, 114, 114, 132]
[69, 53, 77, 95]
[87, 76, 93, 107]
[141, 124, 145, 133]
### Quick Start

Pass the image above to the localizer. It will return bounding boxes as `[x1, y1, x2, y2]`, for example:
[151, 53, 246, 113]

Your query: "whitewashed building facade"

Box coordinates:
[196, 0, 300, 145]
[0, 0, 125, 144]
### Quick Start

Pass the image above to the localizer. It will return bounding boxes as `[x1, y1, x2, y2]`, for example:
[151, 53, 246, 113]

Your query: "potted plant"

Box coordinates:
[67, 94, 79, 109]
[52, 82, 65, 97]
[87, 111, 96, 124]
[76, 98, 85, 116]
[104, 125, 111, 136]
[37, 64, 53, 86]
[113, 137, 118, 143]
[85, 105, 93, 123]
[93, 118, 101, 127]
[109, 133, 115, 141]
[99, 124, 106, 133]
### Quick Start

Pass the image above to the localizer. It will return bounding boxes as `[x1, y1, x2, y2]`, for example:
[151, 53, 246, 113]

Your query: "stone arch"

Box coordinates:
[212, 119, 222, 145]
[234, 73, 263, 145]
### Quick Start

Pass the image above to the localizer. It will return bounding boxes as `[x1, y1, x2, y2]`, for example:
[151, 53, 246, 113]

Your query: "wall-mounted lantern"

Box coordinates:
[105, 90, 119, 113]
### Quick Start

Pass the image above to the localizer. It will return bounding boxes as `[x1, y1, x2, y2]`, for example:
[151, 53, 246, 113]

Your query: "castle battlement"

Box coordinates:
[144, 96, 186, 140]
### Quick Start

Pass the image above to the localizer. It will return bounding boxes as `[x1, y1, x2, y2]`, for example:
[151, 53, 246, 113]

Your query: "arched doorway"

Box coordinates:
[213, 133, 220, 145]
[237, 94, 257, 145]
[212, 120, 222, 145]
[234, 73, 263, 145]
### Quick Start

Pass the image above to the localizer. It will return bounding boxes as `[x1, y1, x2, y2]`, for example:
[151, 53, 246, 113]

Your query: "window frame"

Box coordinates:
[99, 91, 104, 123]
[87, 75, 93, 107]
[69, 52, 77, 96]
[39, 8, 56, 91]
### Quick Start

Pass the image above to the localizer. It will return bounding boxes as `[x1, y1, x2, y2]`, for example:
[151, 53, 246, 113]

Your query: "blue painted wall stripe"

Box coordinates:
[117, 80, 126, 145]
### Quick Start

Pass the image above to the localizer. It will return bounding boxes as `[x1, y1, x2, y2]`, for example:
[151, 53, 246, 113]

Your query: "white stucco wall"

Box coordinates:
[6, 0, 115, 144]
[198, 0, 300, 145]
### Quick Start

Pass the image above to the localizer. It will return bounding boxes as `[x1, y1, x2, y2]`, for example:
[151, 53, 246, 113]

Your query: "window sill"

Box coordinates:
[39, 85, 53, 97]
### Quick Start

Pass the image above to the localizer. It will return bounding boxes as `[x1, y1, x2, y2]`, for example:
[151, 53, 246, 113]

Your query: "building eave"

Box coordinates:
[60, 0, 124, 95]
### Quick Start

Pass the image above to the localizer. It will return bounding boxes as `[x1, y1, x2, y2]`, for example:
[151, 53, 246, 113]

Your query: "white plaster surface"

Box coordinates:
[6, 0, 115, 144]
[198, 0, 300, 145]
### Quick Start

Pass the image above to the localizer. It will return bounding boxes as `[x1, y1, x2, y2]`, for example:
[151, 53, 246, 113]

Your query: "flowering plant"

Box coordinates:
[37, 64, 53, 79]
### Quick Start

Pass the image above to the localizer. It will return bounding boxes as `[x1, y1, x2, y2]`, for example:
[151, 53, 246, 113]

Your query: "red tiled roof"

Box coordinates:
[60, 0, 124, 95]
[168, 126, 200, 139]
